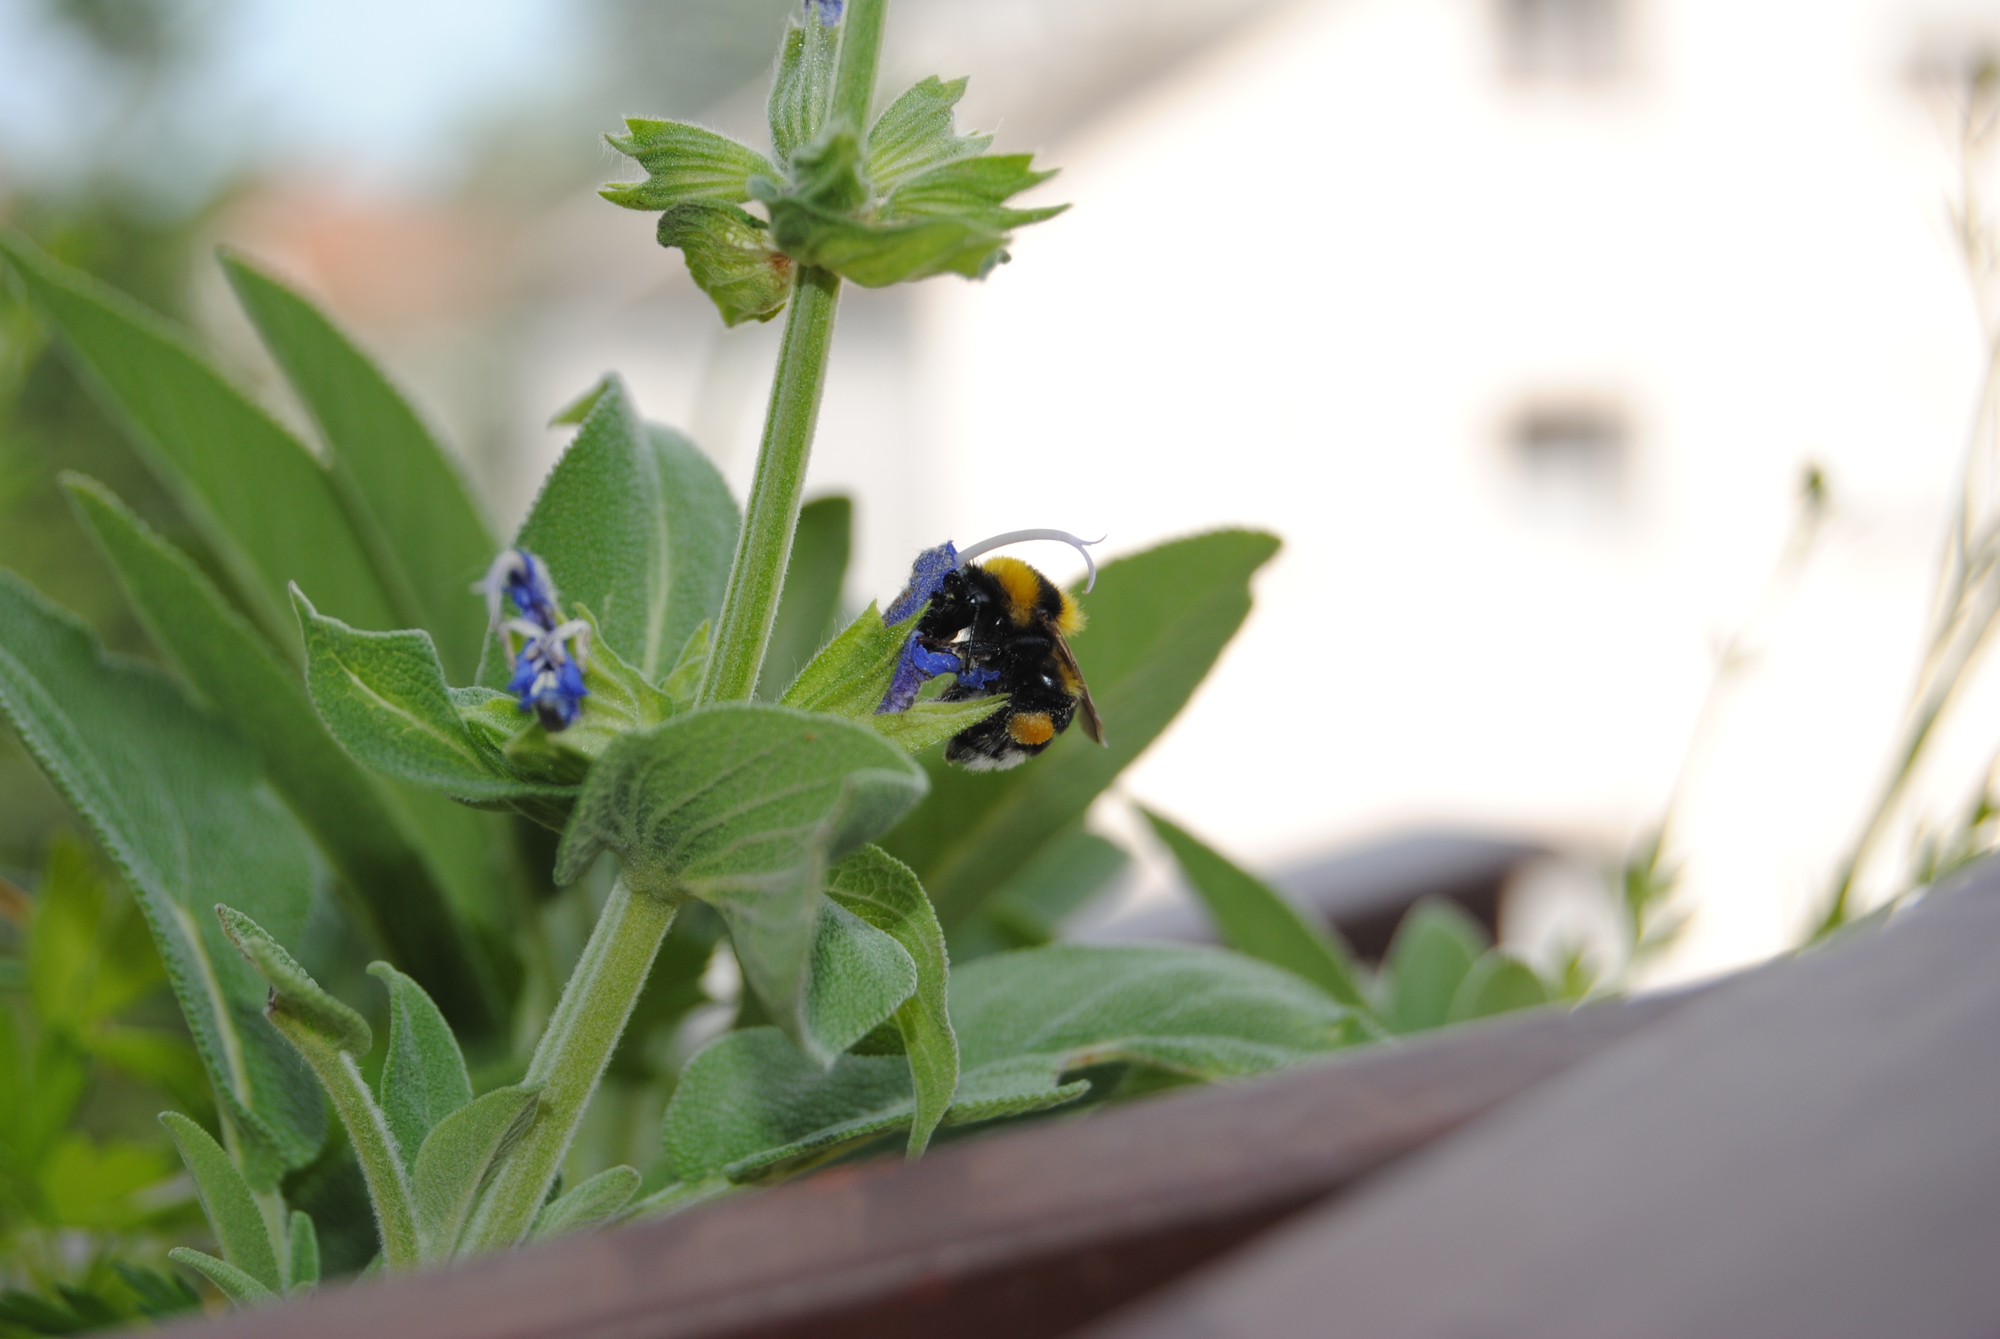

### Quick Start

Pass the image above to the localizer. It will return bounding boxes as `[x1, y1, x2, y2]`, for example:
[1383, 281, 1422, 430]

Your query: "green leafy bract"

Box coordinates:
[220, 252, 496, 682]
[67, 475, 498, 1035]
[883, 531, 1281, 932]
[662, 943, 1359, 1184]
[767, 3, 840, 167]
[825, 846, 956, 1153]
[781, 600, 1004, 753]
[865, 76, 991, 193]
[496, 376, 739, 684]
[367, 962, 473, 1170]
[0, 574, 325, 1186]
[0, 229, 398, 655]
[600, 119, 779, 211]
[294, 588, 574, 817]
[804, 899, 918, 1061]
[656, 206, 795, 328]
[553, 703, 927, 1062]
[1381, 898, 1490, 1034]
[1143, 807, 1371, 1014]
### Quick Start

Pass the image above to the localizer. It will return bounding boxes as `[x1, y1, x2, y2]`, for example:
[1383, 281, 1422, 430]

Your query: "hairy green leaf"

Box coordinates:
[295, 588, 572, 811]
[780, 600, 1004, 752]
[217, 906, 372, 1055]
[554, 703, 927, 1061]
[1447, 951, 1550, 1023]
[0, 229, 398, 654]
[366, 962, 473, 1171]
[866, 76, 992, 193]
[221, 251, 495, 682]
[286, 1211, 319, 1293]
[825, 846, 956, 1154]
[656, 205, 795, 327]
[602, 119, 778, 211]
[1143, 807, 1370, 1013]
[159, 1112, 280, 1296]
[167, 1249, 274, 1306]
[767, 3, 840, 166]
[883, 531, 1281, 931]
[953, 825, 1128, 959]
[664, 942, 1358, 1183]
[1382, 898, 1490, 1034]
[804, 899, 917, 1061]
[528, 1165, 641, 1241]
[758, 495, 851, 701]
[412, 1084, 539, 1261]
[496, 377, 739, 683]
[68, 476, 498, 1035]
[0, 575, 325, 1184]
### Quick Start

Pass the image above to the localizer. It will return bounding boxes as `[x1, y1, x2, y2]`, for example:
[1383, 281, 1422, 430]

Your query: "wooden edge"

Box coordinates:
[1076, 865, 2000, 1339]
[173, 992, 1700, 1339]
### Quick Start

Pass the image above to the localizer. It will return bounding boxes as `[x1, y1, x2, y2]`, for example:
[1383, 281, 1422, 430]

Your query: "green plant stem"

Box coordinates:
[275, 1028, 419, 1270]
[700, 0, 887, 704]
[460, 877, 675, 1251]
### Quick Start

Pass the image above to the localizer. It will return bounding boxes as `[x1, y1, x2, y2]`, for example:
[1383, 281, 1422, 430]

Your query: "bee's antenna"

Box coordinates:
[954, 529, 1106, 592]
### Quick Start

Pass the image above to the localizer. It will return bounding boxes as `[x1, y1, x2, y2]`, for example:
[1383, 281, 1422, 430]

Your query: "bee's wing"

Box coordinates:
[1049, 629, 1105, 745]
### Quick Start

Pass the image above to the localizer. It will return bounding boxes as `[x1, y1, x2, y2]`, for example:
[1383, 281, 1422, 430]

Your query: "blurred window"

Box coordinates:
[1495, 0, 1626, 85]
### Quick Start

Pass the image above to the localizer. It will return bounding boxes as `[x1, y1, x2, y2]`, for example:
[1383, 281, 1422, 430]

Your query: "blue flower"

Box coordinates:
[477, 548, 591, 731]
[809, 0, 842, 25]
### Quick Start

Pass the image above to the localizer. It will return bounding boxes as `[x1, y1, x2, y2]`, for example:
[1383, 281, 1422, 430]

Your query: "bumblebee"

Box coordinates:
[883, 531, 1105, 771]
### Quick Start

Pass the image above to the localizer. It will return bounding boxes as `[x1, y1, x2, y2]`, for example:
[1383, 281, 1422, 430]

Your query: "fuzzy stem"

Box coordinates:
[459, 877, 675, 1251]
[275, 1026, 419, 1271]
[699, 0, 888, 704]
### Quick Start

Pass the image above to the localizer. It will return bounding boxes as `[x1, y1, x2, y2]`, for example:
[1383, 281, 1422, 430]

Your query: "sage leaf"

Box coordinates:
[0, 229, 398, 653]
[866, 697, 1006, 754]
[158, 1113, 280, 1296]
[494, 376, 739, 683]
[366, 962, 473, 1171]
[67, 475, 498, 1037]
[757, 495, 851, 701]
[528, 1165, 641, 1241]
[221, 251, 496, 682]
[1446, 951, 1550, 1023]
[411, 1085, 540, 1261]
[663, 1030, 912, 1184]
[286, 1211, 319, 1293]
[0, 575, 325, 1185]
[883, 531, 1281, 932]
[294, 588, 572, 810]
[659, 620, 710, 714]
[1142, 807, 1371, 1013]
[601, 119, 778, 211]
[804, 899, 917, 1061]
[767, 2, 839, 167]
[954, 825, 1128, 959]
[166, 1249, 274, 1306]
[1382, 898, 1490, 1034]
[553, 703, 927, 1061]
[664, 943, 1360, 1183]
[866, 76, 991, 193]
[949, 944, 1363, 1116]
[825, 846, 956, 1154]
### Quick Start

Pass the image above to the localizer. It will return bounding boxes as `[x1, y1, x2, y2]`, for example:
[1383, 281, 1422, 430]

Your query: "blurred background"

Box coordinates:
[4, 0, 1999, 990]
